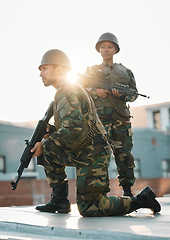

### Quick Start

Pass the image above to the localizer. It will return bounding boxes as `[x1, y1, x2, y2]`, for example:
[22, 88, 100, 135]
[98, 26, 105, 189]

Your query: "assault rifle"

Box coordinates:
[78, 72, 150, 99]
[11, 101, 54, 190]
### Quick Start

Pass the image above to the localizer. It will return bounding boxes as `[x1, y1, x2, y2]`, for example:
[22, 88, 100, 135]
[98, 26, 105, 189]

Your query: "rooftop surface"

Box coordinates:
[0, 197, 170, 240]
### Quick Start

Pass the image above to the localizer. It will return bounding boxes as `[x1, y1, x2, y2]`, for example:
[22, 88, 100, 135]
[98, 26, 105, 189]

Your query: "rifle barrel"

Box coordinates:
[136, 92, 150, 98]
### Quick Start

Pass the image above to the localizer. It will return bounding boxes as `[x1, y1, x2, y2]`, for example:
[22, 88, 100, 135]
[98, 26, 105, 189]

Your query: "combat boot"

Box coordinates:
[127, 185, 161, 214]
[122, 185, 133, 197]
[36, 181, 71, 213]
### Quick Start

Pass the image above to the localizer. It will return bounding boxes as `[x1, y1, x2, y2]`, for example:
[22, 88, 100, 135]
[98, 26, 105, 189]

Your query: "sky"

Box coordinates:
[0, 0, 170, 122]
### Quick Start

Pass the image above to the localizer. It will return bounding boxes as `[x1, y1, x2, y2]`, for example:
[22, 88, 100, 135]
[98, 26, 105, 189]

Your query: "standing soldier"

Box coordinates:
[85, 32, 138, 197]
[32, 49, 160, 216]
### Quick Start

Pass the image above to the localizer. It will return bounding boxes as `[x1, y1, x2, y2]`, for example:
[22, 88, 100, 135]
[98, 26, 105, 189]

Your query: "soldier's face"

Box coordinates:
[99, 41, 117, 61]
[39, 64, 58, 87]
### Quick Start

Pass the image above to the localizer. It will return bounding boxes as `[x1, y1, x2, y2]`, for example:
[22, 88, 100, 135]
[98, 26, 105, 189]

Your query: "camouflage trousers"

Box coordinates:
[98, 108, 136, 187]
[40, 134, 132, 216]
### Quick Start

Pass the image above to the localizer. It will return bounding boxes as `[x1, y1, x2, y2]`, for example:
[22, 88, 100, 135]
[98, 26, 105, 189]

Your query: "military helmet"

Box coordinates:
[95, 32, 120, 53]
[39, 49, 71, 70]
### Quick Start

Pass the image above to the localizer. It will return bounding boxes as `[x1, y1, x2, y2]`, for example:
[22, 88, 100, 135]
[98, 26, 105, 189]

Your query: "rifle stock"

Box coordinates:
[11, 101, 54, 190]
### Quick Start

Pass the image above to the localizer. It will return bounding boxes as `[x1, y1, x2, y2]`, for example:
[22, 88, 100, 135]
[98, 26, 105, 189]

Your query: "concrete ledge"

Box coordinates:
[0, 221, 167, 240]
[0, 198, 170, 239]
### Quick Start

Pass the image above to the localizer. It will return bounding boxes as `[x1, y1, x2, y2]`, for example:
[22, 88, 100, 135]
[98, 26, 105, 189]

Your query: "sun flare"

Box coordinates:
[67, 71, 78, 84]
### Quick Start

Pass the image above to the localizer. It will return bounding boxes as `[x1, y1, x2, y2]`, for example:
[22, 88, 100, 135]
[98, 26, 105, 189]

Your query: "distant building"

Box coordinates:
[130, 102, 170, 132]
[0, 102, 170, 182]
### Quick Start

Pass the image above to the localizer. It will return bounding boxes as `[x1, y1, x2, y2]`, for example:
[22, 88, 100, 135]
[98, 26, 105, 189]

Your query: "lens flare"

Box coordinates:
[67, 71, 78, 84]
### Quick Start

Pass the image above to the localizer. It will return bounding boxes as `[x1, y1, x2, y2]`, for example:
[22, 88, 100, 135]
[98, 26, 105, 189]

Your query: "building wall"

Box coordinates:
[132, 128, 170, 178]
[131, 102, 170, 131]
[146, 102, 170, 131]
[130, 105, 148, 128]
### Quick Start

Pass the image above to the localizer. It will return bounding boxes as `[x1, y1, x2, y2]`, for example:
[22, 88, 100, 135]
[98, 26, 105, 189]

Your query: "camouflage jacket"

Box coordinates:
[42, 80, 107, 151]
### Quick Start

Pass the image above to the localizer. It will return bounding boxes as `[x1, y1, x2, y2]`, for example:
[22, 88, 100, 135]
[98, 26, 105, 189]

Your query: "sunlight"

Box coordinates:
[67, 71, 78, 84]
[129, 225, 153, 236]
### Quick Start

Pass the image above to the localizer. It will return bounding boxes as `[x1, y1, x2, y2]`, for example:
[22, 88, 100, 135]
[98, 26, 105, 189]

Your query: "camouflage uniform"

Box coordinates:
[85, 62, 138, 187]
[40, 80, 132, 216]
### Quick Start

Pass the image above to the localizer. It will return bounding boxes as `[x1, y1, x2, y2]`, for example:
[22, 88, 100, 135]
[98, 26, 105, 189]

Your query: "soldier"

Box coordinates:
[31, 49, 161, 216]
[85, 32, 138, 197]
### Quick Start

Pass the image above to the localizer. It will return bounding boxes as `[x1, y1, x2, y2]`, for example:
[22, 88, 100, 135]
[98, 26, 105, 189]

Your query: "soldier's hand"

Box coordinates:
[31, 142, 43, 157]
[96, 88, 111, 98]
[112, 88, 122, 98]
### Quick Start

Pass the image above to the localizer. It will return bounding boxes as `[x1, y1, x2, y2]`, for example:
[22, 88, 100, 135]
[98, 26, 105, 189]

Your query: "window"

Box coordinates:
[134, 158, 141, 178]
[153, 111, 161, 130]
[0, 155, 6, 173]
[162, 159, 170, 177]
[25, 157, 36, 172]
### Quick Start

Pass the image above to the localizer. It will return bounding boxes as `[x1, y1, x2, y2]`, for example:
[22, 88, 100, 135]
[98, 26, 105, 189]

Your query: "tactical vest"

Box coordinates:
[87, 63, 131, 117]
